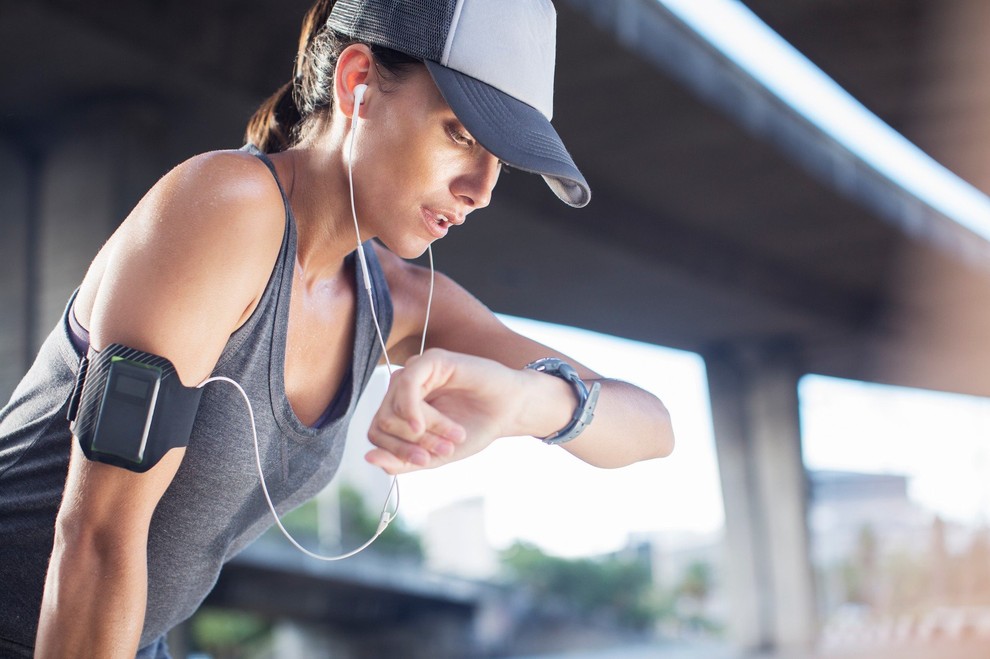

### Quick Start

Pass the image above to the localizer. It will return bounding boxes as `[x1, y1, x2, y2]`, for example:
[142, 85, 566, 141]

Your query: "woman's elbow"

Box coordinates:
[652, 402, 675, 459]
[629, 398, 675, 464]
[593, 415, 675, 469]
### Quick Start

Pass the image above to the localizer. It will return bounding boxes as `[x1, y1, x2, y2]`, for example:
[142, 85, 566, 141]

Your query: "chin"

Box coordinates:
[381, 237, 433, 260]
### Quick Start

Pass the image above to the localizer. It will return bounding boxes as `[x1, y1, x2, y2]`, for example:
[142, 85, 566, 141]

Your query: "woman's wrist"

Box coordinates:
[512, 365, 581, 440]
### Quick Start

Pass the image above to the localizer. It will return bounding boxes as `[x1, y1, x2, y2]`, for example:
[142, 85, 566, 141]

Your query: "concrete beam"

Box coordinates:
[480, 174, 882, 336]
[562, 0, 990, 267]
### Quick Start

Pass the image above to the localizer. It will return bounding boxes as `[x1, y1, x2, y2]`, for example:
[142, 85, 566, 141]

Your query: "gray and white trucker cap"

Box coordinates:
[326, 0, 591, 208]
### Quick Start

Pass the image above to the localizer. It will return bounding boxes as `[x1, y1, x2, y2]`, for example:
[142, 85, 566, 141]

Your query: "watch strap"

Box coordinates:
[524, 357, 601, 445]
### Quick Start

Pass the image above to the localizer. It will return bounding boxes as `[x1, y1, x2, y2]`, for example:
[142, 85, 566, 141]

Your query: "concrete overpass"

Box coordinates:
[3, 0, 990, 654]
[198, 539, 492, 658]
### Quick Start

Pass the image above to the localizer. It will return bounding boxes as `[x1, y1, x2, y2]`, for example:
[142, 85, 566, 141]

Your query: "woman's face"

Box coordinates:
[349, 66, 502, 258]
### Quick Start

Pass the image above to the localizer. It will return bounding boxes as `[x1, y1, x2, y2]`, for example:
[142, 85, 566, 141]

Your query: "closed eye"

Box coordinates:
[446, 124, 475, 147]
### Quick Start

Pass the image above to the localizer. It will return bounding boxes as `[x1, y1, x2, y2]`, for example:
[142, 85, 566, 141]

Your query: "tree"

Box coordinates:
[190, 608, 270, 659]
[339, 483, 423, 560]
[501, 541, 660, 630]
[269, 483, 423, 560]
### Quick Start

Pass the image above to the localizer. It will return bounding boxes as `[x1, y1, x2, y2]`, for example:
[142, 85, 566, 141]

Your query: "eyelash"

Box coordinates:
[446, 124, 509, 172]
[447, 125, 475, 147]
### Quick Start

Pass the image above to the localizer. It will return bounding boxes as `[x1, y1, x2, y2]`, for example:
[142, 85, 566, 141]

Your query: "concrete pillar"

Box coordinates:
[0, 139, 31, 401]
[704, 340, 817, 653]
[36, 102, 169, 342]
[1, 101, 174, 402]
[37, 128, 116, 337]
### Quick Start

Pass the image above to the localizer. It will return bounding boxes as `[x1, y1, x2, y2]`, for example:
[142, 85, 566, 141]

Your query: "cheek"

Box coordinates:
[355, 103, 464, 225]
[368, 136, 455, 202]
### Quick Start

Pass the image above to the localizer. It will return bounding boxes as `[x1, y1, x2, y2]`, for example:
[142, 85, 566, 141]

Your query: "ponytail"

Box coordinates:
[245, 0, 338, 153]
[245, 0, 421, 153]
[244, 81, 301, 154]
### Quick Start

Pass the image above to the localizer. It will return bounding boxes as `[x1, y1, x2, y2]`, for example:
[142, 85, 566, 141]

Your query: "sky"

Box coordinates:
[800, 374, 990, 528]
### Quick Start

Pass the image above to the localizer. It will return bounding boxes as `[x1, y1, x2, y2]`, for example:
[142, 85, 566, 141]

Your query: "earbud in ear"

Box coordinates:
[354, 83, 369, 107]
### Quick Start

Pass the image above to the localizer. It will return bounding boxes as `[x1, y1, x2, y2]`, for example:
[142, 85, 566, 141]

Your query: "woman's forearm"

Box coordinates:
[514, 370, 674, 468]
[366, 349, 674, 473]
[35, 521, 149, 658]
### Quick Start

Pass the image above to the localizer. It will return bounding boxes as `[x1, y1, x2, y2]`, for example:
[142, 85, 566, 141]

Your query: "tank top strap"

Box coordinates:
[211, 144, 296, 369]
[241, 144, 291, 207]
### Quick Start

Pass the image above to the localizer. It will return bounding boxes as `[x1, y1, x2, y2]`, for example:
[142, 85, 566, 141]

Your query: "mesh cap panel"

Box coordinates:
[326, 0, 456, 62]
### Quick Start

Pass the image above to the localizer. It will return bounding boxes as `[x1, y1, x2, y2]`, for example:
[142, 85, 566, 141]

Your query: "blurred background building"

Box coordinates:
[5, 0, 990, 657]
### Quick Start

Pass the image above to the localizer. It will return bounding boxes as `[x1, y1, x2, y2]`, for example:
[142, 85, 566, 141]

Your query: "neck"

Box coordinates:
[273, 135, 370, 287]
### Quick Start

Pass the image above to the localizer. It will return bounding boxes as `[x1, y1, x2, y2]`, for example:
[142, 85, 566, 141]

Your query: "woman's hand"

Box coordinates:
[365, 348, 571, 474]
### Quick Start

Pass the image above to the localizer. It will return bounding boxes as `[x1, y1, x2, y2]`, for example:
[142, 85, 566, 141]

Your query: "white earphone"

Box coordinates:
[353, 82, 369, 108]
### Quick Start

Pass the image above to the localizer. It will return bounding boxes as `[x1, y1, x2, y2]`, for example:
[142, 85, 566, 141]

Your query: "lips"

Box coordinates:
[421, 207, 464, 239]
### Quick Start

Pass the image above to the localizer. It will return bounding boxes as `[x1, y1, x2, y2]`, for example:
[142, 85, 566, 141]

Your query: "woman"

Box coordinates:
[0, 0, 674, 656]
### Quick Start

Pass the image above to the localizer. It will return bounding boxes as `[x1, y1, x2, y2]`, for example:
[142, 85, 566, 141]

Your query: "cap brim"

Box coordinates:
[425, 61, 591, 208]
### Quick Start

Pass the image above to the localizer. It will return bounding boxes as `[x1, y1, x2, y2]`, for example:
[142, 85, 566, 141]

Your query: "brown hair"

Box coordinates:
[245, 0, 421, 153]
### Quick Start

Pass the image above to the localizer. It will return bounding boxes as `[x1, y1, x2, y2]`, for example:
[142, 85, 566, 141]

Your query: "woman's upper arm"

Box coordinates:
[64, 150, 283, 522]
[83, 150, 283, 385]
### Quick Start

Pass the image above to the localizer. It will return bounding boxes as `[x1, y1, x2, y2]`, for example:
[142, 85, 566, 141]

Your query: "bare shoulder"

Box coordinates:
[371, 245, 428, 348]
[372, 243, 488, 305]
[129, 148, 287, 303]
[81, 149, 285, 291]
[52, 151, 288, 544]
[136, 149, 285, 244]
[369, 245, 599, 374]
[370, 243, 476, 322]
[79, 149, 289, 384]
[161, 149, 280, 198]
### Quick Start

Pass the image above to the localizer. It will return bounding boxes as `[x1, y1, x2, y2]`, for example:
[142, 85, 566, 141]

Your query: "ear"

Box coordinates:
[334, 44, 375, 120]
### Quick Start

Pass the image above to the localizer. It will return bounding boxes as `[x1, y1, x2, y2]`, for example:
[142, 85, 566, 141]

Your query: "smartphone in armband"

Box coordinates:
[91, 358, 163, 464]
[68, 345, 204, 472]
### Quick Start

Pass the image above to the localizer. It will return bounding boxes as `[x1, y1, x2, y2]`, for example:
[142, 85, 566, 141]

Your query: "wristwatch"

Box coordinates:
[524, 357, 602, 445]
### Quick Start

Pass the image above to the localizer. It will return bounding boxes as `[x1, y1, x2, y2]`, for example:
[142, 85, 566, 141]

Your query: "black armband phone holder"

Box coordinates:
[67, 344, 204, 472]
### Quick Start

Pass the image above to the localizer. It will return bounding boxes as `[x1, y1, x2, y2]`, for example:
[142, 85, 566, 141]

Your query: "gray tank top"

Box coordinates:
[0, 146, 393, 651]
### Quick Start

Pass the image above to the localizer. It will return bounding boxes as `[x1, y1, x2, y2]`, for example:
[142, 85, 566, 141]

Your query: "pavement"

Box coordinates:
[507, 639, 990, 658]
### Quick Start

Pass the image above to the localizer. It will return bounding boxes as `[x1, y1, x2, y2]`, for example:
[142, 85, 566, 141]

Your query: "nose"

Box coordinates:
[451, 152, 501, 210]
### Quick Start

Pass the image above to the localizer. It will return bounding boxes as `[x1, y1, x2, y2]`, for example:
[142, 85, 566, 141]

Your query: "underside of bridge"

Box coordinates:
[200, 543, 485, 658]
[2, 0, 990, 653]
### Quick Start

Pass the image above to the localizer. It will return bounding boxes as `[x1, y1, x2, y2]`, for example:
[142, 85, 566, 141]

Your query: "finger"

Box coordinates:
[368, 415, 460, 462]
[382, 354, 457, 435]
[364, 448, 417, 475]
[364, 445, 449, 475]
[367, 424, 431, 467]
[420, 404, 467, 445]
[372, 398, 466, 448]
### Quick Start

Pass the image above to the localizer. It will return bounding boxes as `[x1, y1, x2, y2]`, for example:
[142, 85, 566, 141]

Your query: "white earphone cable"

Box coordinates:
[197, 376, 399, 561]
[196, 83, 434, 561]
[421, 245, 435, 355]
